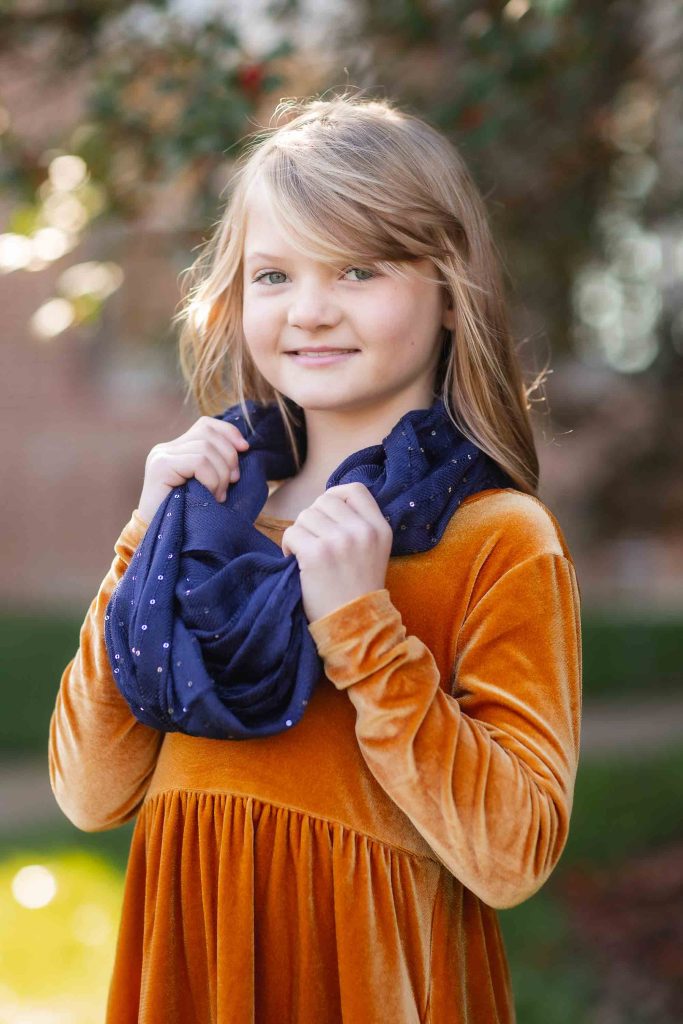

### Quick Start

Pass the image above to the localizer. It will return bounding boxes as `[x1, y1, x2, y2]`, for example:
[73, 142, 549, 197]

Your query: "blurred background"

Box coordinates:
[1, 0, 682, 1020]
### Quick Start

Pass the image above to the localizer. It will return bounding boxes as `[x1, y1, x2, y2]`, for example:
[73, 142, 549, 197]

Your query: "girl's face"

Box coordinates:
[241, 182, 454, 415]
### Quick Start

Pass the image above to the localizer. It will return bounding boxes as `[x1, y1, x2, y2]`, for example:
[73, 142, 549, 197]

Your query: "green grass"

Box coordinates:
[498, 739, 683, 1023]
[0, 606, 83, 757]
[582, 610, 683, 701]
[500, 889, 599, 1023]
[562, 737, 683, 867]
[0, 848, 126, 1015]
[2, 605, 682, 757]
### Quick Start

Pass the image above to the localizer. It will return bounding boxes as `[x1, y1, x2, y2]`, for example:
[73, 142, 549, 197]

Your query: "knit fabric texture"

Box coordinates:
[104, 395, 515, 739]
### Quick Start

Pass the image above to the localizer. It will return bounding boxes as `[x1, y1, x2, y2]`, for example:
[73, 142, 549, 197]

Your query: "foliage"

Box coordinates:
[1, 0, 681, 538]
[0, 2, 293, 266]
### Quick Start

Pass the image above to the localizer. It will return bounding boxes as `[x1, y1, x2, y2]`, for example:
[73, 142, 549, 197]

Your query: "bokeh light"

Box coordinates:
[0, 234, 33, 273]
[0, 850, 124, 1021]
[58, 261, 124, 301]
[48, 155, 89, 192]
[11, 864, 58, 909]
[572, 75, 668, 375]
[31, 228, 73, 263]
[42, 193, 89, 234]
[30, 298, 76, 340]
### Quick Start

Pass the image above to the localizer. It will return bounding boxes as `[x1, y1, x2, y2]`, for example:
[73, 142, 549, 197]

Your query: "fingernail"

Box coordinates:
[230, 469, 240, 482]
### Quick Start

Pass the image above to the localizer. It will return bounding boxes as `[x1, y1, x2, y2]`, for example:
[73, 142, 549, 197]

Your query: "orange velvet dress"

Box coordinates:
[48, 485, 582, 1024]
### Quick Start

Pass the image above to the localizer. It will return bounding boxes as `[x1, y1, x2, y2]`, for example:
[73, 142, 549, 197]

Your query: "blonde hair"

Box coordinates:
[174, 88, 547, 493]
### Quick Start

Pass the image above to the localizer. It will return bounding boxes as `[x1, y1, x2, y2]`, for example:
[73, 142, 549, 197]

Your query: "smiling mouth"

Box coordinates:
[288, 349, 359, 356]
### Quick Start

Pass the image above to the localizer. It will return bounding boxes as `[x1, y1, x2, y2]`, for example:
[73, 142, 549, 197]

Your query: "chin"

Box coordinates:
[286, 394, 353, 411]
[279, 378, 359, 403]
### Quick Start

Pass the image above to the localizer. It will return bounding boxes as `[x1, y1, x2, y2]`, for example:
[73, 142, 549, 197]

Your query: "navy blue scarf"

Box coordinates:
[104, 396, 515, 739]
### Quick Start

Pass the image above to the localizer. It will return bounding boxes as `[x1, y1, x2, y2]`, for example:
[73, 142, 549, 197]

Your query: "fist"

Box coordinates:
[281, 482, 393, 623]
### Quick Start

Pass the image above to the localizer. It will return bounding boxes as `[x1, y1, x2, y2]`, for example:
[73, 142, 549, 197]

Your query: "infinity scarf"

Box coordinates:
[104, 396, 515, 739]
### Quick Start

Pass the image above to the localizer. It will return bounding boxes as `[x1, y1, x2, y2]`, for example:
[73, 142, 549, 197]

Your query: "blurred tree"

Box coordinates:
[1, 0, 681, 541]
[337, 0, 683, 543]
[0, 0, 294, 305]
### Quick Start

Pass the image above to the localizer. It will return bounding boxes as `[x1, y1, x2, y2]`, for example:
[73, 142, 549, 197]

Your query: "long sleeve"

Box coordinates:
[48, 509, 165, 832]
[307, 545, 582, 911]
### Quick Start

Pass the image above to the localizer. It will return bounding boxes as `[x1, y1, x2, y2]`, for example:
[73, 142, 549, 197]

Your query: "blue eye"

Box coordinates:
[254, 270, 287, 285]
[253, 266, 375, 285]
[344, 267, 374, 282]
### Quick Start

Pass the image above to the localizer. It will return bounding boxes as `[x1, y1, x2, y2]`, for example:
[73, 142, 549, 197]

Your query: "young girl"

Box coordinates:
[49, 91, 582, 1023]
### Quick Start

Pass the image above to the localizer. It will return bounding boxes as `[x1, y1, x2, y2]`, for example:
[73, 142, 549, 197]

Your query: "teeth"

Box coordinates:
[296, 350, 353, 357]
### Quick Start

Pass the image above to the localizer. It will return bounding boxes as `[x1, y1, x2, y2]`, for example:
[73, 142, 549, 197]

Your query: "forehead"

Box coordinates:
[243, 186, 279, 236]
[242, 202, 342, 271]
[242, 187, 304, 259]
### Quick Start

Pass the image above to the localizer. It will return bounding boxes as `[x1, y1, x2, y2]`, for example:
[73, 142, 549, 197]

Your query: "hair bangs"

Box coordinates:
[248, 151, 435, 280]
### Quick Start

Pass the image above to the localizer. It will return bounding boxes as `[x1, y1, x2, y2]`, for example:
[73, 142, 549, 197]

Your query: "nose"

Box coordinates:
[287, 279, 341, 332]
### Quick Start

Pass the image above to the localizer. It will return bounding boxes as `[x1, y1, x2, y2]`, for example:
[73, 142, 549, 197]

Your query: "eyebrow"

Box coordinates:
[244, 251, 288, 265]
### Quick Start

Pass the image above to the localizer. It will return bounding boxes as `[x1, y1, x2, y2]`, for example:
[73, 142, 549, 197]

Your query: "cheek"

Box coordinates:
[241, 300, 276, 355]
[241, 296, 260, 337]
[363, 293, 427, 354]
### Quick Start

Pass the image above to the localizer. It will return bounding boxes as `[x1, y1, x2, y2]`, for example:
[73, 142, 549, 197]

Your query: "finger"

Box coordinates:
[185, 415, 250, 452]
[174, 442, 242, 501]
[206, 416, 251, 450]
[281, 523, 300, 558]
[207, 423, 253, 481]
[316, 484, 380, 526]
[294, 504, 346, 538]
[175, 438, 237, 490]
[157, 450, 222, 496]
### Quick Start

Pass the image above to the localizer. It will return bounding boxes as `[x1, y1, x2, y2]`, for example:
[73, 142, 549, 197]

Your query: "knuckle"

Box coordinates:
[328, 531, 350, 554]
[148, 445, 166, 466]
[357, 522, 374, 543]
[218, 422, 245, 452]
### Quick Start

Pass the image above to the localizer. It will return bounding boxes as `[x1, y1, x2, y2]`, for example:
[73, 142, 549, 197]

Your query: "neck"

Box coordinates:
[293, 387, 437, 495]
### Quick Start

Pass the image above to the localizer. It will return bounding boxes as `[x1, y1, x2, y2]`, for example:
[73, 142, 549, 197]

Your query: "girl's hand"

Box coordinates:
[281, 483, 393, 623]
[136, 416, 250, 526]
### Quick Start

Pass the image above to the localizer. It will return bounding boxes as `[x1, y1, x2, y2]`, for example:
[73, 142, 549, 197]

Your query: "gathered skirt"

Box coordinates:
[105, 786, 515, 1023]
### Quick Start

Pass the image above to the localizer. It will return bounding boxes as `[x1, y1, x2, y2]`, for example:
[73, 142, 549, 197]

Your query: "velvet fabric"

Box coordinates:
[49, 486, 582, 1023]
[103, 396, 513, 739]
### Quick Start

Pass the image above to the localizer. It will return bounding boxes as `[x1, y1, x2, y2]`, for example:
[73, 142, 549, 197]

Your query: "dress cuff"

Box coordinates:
[307, 588, 407, 690]
[131, 508, 150, 533]
[115, 509, 150, 562]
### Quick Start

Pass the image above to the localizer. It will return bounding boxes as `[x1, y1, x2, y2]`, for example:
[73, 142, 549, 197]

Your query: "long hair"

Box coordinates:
[173, 89, 546, 493]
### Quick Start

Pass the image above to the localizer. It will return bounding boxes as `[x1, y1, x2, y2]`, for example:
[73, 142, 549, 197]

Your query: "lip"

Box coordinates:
[286, 347, 359, 353]
[286, 350, 360, 367]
